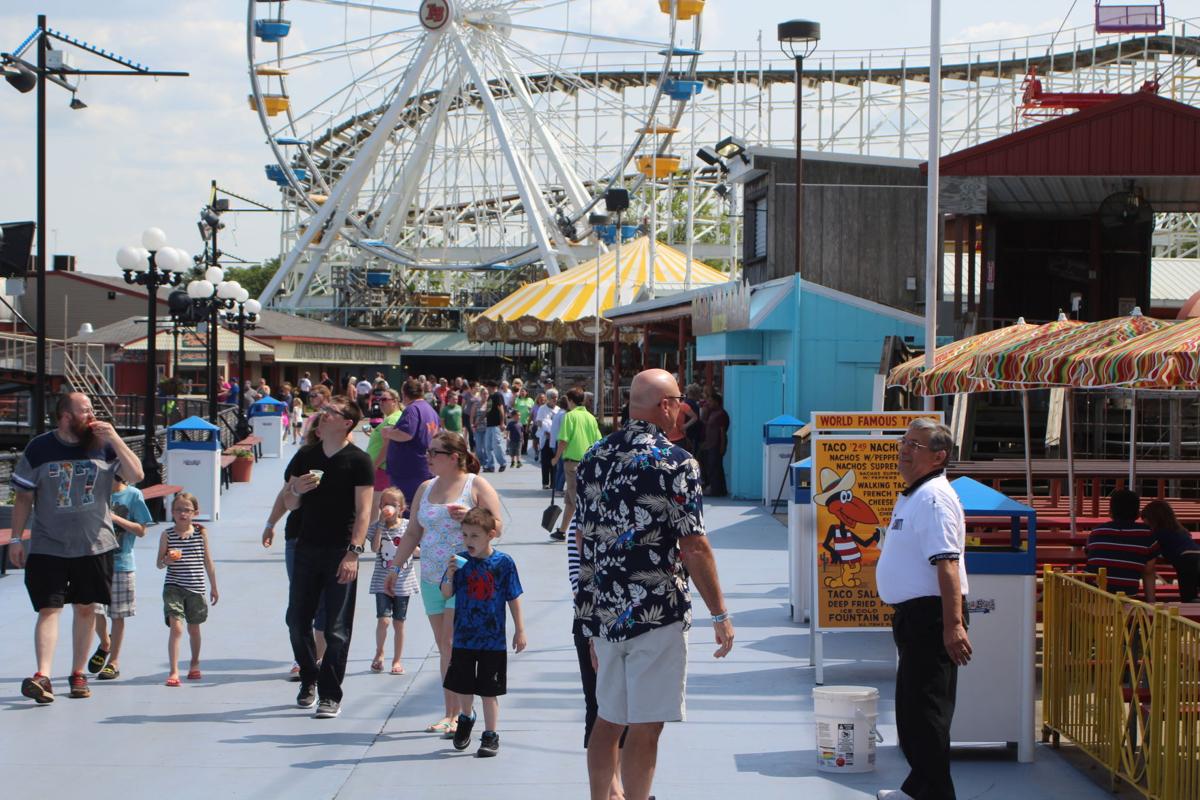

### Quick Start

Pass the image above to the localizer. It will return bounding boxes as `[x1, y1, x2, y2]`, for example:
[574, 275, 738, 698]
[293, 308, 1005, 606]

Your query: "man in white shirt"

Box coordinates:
[536, 389, 564, 491]
[298, 373, 313, 407]
[874, 419, 971, 800]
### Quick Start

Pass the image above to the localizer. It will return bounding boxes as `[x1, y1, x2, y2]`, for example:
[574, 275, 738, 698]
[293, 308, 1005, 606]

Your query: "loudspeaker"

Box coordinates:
[604, 188, 630, 213]
[0, 221, 36, 278]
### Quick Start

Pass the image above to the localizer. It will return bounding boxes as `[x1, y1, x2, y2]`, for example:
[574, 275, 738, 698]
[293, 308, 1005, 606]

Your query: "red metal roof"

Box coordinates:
[930, 92, 1200, 177]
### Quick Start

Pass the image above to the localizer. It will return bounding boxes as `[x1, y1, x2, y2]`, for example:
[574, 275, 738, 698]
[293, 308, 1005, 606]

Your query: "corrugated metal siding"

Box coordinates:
[940, 93, 1200, 177]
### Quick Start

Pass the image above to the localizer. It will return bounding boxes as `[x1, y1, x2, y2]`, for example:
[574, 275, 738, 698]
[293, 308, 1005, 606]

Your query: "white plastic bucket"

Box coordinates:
[813, 685, 881, 773]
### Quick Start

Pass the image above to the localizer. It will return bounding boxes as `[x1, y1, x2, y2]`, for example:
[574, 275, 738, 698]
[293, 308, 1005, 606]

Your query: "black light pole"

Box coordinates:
[223, 294, 260, 441]
[778, 20, 821, 277]
[185, 270, 234, 424]
[3, 15, 187, 432]
[119, 231, 186, 488]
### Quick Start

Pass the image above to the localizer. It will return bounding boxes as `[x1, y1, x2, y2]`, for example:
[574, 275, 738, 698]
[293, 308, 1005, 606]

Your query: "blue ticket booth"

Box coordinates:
[166, 416, 222, 521]
[950, 477, 1037, 762]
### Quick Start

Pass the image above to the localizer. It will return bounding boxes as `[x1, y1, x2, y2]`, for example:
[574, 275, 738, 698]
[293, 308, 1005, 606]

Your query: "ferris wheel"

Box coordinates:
[248, 0, 706, 308]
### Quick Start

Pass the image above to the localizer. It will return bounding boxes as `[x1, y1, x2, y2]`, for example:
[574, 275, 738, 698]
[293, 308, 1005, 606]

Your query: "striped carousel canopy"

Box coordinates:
[969, 312, 1170, 388]
[1070, 317, 1198, 389]
[887, 319, 1048, 396]
[467, 236, 729, 344]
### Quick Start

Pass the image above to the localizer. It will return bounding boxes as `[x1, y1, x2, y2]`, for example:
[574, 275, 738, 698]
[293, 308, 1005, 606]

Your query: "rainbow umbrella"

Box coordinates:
[887, 319, 1080, 396]
[1069, 318, 1196, 389]
[969, 312, 1169, 388]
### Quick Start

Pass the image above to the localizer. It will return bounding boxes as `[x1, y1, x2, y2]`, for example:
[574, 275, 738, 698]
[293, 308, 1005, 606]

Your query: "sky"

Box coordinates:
[0, 1, 1105, 279]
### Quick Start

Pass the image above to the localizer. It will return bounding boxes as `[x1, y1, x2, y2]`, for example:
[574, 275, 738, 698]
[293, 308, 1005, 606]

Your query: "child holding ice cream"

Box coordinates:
[156, 492, 218, 687]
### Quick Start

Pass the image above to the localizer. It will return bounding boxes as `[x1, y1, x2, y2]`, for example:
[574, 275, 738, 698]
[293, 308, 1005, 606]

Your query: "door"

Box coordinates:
[723, 365, 785, 500]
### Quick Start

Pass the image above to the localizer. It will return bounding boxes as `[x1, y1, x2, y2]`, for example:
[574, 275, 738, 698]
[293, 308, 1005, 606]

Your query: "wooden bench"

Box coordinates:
[220, 454, 236, 491]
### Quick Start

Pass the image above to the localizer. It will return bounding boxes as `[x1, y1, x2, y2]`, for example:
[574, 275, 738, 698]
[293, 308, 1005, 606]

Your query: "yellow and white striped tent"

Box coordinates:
[467, 236, 729, 343]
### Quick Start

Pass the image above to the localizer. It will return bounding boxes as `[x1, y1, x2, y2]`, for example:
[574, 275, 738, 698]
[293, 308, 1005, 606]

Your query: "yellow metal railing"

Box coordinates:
[1043, 568, 1200, 799]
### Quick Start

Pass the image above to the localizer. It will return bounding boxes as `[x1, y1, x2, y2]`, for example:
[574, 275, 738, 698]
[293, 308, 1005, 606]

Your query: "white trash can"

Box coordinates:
[813, 685, 880, 773]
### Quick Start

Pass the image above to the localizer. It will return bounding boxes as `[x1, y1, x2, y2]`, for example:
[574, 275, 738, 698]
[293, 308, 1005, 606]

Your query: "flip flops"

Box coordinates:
[87, 647, 109, 674]
[97, 664, 119, 680]
[425, 718, 453, 734]
[370, 658, 384, 673]
[186, 668, 202, 681]
[390, 664, 405, 675]
[165, 676, 181, 687]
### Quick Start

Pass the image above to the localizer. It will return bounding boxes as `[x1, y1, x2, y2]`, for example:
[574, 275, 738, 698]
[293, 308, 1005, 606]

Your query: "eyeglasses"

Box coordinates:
[380, 397, 398, 403]
[427, 448, 453, 458]
[897, 436, 932, 450]
[321, 406, 354, 421]
[660, 395, 686, 403]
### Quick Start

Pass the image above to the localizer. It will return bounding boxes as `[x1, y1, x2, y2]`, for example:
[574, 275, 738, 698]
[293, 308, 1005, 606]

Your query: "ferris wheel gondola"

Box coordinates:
[247, 0, 706, 308]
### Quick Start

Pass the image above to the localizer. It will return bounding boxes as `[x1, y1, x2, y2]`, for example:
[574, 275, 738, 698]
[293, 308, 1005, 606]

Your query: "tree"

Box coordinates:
[222, 257, 279, 299]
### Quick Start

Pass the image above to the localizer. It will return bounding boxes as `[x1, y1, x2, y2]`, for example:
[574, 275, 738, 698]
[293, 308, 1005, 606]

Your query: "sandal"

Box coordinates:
[444, 718, 459, 739]
[87, 647, 109, 674]
[390, 664, 405, 675]
[186, 668, 202, 681]
[97, 663, 120, 680]
[425, 718, 453, 734]
[165, 676, 181, 687]
[370, 658, 383, 673]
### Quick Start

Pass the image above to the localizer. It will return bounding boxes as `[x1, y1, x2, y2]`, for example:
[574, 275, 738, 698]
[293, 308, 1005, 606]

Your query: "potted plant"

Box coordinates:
[229, 447, 255, 483]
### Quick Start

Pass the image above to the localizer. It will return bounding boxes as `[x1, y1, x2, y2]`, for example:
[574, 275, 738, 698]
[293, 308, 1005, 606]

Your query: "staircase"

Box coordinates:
[60, 341, 117, 420]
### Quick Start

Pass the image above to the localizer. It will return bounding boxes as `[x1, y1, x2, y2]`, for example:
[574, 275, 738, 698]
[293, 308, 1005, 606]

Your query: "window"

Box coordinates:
[745, 193, 768, 262]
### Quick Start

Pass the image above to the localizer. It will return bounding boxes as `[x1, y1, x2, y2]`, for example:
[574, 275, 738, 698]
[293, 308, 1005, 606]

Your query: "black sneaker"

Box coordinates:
[315, 698, 341, 718]
[550, 531, 566, 541]
[21, 674, 54, 704]
[296, 682, 317, 709]
[477, 731, 500, 757]
[498, 465, 506, 472]
[452, 711, 476, 750]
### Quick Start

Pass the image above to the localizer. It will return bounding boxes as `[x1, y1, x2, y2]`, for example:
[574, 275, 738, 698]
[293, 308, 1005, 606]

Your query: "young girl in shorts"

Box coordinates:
[156, 493, 219, 687]
[290, 397, 304, 444]
[368, 488, 418, 674]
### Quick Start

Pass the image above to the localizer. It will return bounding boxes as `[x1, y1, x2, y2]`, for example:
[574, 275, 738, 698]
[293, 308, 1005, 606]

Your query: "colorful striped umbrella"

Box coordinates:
[466, 236, 728, 343]
[969, 313, 1169, 388]
[1069, 317, 1197, 388]
[887, 319, 1073, 396]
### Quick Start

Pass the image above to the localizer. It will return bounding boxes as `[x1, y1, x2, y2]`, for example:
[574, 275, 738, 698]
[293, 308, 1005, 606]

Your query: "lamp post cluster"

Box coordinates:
[117, 227, 189, 488]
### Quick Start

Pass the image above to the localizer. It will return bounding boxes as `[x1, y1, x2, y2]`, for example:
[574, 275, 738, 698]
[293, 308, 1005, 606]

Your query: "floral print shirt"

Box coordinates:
[573, 419, 706, 642]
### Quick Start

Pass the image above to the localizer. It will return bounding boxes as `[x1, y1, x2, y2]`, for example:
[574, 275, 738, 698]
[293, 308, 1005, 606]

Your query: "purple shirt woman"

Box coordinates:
[382, 378, 442, 511]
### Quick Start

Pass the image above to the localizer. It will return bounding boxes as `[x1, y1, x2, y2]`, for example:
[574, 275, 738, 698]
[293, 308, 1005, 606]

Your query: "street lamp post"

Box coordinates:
[222, 292, 261, 441]
[3, 15, 187, 432]
[117, 229, 187, 488]
[185, 268, 235, 424]
[777, 20, 821, 278]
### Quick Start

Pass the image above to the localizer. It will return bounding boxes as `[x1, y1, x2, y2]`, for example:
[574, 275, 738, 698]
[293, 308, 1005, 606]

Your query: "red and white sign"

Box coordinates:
[419, 0, 452, 31]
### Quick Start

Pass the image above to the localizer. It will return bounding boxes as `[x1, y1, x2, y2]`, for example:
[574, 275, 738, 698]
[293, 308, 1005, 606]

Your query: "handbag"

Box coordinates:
[541, 484, 563, 532]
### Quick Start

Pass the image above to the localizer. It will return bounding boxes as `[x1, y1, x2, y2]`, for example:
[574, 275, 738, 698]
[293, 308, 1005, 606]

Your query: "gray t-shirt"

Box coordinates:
[11, 431, 121, 557]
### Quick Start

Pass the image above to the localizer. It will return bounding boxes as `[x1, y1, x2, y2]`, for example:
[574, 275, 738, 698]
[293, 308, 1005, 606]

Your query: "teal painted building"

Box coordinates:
[696, 275, 923, 499]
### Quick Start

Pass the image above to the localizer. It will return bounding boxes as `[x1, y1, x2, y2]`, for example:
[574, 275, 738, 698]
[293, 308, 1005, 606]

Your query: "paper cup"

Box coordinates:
[309, 470, 324, 482]
[453, 555, 468, 569]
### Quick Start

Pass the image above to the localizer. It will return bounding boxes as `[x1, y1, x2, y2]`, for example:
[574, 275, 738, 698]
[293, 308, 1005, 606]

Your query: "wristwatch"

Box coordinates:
[347, 543, 365, 554]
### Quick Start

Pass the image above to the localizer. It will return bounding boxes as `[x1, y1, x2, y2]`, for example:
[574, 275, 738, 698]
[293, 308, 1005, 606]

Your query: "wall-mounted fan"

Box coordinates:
[1098, 186, 1154, 228]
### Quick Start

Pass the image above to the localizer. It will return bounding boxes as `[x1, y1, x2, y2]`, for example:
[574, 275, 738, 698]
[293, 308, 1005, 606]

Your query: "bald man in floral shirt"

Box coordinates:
[574, 368, 734, 800]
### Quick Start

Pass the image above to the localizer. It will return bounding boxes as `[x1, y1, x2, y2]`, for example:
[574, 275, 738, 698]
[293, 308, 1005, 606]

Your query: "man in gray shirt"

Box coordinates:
[9, 392, 143, 703]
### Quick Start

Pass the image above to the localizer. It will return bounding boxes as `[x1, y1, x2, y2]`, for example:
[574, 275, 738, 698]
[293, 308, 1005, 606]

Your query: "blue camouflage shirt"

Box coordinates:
[573, 419, 706, 643]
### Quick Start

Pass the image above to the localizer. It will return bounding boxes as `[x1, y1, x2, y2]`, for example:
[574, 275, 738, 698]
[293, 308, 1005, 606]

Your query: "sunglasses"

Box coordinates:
[661, 395, 687, 403]
[321, 406, 354, 421]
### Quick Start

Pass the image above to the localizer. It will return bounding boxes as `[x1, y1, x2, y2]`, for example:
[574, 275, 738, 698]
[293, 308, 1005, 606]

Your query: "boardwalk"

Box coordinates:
[0, 436, 1120, 799]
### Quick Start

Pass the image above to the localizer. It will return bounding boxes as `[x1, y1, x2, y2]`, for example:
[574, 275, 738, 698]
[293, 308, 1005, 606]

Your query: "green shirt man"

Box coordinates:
[557, 403, 602, 461]
[514, 394, 535, 426]
[440, 402, 464, 433]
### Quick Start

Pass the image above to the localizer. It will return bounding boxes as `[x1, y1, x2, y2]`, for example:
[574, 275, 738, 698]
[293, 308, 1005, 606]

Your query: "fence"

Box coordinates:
[1042, 568, 1200, 799]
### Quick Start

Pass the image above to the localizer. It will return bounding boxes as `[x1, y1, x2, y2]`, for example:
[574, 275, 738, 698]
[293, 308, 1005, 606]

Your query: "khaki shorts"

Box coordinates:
[593, 621, 688, 725]
[163, 583, 208, 626]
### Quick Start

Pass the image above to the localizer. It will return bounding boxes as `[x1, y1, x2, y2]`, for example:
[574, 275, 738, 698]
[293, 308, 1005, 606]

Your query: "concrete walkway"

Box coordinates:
[0, 435, 1121, 799]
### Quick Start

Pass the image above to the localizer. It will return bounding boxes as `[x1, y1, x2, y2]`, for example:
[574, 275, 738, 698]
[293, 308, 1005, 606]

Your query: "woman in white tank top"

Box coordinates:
[385, 431, 503, 735]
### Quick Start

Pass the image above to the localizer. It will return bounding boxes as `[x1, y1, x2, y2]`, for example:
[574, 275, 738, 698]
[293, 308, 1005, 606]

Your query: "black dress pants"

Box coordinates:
[541, 444, 555, 488]
[287, 544, 357, 702]
[892, 596, 967, 800]
[1176, 553, 1200, 602]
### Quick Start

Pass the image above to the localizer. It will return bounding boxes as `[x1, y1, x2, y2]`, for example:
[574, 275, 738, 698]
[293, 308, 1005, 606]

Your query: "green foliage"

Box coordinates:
[222, 258, 279, 299]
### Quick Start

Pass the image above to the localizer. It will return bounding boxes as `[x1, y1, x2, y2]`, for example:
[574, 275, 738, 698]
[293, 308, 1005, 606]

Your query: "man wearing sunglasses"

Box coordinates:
[283, 397, 374, 719]
[875, 419, 971, 800]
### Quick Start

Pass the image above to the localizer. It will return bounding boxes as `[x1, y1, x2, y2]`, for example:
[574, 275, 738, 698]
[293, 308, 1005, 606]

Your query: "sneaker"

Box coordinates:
[20, 674, 53, 704]
[87, 647, 109, 674]
[477, 731, 500, 757]
[452, 711, 476, 750]
[296, 682, 317, 709]
[68, 672, 90, 699]
[550, 531, 566, 541]
[542, 484, 550, 490]
[482, 467, 495, 473]
[314, 698, 341, 719]
[877, 791, 916, 800]
[498, 465, 506, 472]
[288, 663, 302, 682]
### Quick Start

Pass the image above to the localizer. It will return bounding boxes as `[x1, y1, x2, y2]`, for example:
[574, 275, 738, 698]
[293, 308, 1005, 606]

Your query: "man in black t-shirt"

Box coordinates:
[283, 396, 374, 719]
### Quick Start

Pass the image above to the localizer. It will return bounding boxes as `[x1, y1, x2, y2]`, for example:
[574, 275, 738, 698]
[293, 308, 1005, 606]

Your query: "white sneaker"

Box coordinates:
[876, 791, 915, 800]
